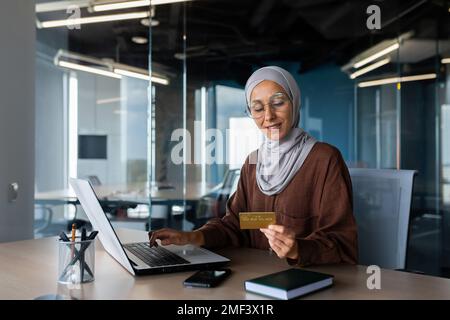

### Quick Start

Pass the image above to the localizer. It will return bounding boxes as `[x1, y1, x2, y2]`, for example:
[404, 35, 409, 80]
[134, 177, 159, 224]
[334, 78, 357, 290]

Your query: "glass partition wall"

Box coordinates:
[148, 2, 190, 230]
[34, 1, 194, 238]
[34, 0, 158, 236]
[352, 18, 450, 276]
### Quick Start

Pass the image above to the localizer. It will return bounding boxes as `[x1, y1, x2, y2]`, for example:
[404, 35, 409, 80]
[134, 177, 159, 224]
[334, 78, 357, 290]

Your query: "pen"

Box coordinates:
[71, 223, 76, 242]
[87, 231, 98, 240]
[80, 228, 86, 282]
[59, 231, 70, 242]
[70, 223, 76, 260]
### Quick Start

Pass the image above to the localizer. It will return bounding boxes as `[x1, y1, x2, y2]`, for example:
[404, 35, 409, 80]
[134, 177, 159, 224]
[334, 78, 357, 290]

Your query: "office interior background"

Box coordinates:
[0, 0, 449, 278]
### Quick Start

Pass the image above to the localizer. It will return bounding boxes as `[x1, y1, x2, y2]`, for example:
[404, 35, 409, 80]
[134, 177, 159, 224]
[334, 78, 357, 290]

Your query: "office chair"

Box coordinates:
[192, 169, 241, 228]
[349, 168, 416, 270]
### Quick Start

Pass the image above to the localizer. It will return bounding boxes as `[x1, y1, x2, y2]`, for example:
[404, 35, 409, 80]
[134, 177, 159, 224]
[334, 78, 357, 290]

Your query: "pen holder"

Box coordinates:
[58, 238, 95, 285]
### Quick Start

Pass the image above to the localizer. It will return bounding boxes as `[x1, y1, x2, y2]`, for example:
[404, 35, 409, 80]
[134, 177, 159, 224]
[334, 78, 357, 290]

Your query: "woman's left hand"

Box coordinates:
[260, 225, 299, 260]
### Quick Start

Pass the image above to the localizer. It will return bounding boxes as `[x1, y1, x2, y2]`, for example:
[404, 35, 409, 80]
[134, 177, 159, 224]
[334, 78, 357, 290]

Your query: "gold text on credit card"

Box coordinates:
[239, 212, 276, 229]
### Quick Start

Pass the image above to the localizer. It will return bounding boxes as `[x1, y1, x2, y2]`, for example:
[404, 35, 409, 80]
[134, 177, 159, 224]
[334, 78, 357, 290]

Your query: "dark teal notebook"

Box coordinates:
[245, 268, 334, 300]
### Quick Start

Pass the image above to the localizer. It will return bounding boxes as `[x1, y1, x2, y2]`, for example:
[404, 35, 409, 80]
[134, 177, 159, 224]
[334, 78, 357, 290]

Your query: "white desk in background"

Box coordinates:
[34, 183, 214, 234]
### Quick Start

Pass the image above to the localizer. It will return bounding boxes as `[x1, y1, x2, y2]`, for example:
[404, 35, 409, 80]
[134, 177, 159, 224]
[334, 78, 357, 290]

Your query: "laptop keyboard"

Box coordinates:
[124, 242, 190, 267]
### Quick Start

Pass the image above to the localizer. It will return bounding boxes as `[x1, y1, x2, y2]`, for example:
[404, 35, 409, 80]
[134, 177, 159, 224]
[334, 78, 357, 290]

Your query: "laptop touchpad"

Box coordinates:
[171, 245, 206, 257]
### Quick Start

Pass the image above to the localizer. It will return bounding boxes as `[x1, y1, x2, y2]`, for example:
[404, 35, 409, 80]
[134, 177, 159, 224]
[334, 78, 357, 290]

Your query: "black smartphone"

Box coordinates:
[183, 269, 232, 288]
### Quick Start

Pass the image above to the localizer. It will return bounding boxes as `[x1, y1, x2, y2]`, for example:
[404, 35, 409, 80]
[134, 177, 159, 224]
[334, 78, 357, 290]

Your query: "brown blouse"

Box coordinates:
[198, 142, 358, 267]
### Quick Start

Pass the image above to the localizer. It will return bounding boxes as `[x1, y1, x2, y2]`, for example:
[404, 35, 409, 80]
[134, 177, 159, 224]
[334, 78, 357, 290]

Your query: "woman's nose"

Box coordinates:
[264, 106, 276, 121]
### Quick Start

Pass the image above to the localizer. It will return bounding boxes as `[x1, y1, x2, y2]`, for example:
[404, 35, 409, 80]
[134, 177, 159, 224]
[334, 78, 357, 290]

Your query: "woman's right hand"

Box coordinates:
[148, 228, 205, 247]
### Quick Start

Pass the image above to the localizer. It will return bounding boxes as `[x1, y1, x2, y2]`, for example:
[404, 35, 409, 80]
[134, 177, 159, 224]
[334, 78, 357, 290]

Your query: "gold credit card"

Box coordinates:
[239, 212, 276, 229]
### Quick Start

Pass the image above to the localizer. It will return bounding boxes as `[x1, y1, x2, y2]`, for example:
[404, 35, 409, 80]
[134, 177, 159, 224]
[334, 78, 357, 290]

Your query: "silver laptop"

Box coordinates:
[69, 178, 230, 276]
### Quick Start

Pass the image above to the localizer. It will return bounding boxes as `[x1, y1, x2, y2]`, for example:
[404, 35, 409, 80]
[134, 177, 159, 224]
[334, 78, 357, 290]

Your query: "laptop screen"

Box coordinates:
[69, 178, 135, 275]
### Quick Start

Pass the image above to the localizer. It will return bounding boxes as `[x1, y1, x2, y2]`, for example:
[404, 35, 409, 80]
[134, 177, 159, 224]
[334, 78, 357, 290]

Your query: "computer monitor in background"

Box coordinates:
[78, 135, 107, 159]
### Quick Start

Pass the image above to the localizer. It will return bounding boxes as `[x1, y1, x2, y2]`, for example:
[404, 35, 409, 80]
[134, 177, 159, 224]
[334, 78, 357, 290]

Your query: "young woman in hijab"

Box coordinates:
[149, 66, 358, 266]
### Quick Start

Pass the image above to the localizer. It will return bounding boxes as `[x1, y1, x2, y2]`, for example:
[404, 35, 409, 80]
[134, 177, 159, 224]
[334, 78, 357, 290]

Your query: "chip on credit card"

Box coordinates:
[239, 212, 276, 229]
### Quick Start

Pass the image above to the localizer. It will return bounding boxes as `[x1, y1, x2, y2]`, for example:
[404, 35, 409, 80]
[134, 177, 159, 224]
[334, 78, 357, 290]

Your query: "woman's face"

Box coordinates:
[250, 80, 293, 140]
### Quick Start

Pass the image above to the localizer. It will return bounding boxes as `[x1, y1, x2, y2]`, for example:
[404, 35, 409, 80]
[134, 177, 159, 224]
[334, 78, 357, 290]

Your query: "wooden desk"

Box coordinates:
[1, 228, 450, 300]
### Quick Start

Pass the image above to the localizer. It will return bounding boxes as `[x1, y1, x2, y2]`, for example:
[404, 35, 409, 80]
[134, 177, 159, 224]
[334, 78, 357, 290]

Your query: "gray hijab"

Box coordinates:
[245, 66, 317, 196]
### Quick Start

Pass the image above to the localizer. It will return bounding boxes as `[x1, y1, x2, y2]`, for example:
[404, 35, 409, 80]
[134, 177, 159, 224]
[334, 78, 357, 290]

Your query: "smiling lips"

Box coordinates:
[265, 123, 282, 130]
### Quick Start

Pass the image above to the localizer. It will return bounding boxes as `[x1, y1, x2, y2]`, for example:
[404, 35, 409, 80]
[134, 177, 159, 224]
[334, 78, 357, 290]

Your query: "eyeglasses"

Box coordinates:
[246, 92, 291, 119]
